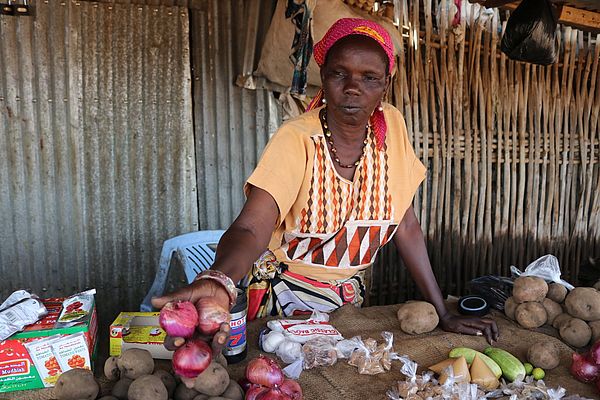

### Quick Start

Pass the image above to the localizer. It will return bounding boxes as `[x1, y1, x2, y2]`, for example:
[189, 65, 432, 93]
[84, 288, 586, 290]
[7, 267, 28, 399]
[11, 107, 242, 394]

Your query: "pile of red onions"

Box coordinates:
[570, 340, 600, 392]
[241, 355, 303, 400]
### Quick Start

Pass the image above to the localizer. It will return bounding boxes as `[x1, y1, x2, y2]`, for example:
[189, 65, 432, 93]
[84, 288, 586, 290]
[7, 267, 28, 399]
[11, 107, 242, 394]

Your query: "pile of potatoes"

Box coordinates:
[52, 348, 244, 400]
[504, 276, 600, 348]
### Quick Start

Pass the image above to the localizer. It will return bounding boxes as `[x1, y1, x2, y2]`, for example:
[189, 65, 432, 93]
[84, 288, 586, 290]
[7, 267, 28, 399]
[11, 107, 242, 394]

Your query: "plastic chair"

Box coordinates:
[140, 230, 225, 311]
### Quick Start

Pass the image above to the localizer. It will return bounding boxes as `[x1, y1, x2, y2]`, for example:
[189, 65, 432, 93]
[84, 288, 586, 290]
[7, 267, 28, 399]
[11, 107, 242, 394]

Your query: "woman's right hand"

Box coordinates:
[151, 279, 231, 354]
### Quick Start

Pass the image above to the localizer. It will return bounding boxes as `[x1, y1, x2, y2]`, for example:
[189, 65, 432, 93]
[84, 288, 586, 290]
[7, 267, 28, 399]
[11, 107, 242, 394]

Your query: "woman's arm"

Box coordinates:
[393, 206, 499, 343]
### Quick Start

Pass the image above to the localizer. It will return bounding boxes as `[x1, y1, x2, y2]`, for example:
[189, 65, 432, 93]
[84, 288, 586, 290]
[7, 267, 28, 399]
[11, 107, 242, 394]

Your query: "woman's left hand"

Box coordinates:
[439, 313, 499, 344]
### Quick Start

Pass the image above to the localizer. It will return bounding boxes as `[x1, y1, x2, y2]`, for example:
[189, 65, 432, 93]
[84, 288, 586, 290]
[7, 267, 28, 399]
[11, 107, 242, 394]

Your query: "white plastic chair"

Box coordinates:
[140, 230, 225, 311]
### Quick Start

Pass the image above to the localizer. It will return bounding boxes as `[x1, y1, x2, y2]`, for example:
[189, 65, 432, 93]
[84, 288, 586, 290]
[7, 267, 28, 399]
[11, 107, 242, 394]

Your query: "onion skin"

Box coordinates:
[570, 352, 600, 383]
[239, 377, 261, 393]
[280, 379, 302, 400]
[256, 387, 293, 400]
[196, 297, 231, 336]
[590, 340, 600, 365]
[245, 355, 285, 388]
[172, 339, 212, 378]
[159, 301, 199, 338]
[245, 385, 268, 400]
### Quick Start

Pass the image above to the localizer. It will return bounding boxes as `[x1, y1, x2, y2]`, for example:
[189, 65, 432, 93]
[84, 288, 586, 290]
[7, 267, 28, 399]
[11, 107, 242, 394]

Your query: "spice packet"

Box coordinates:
[266, 310, 343, 343]
[23, 335, 64, 387]
[55, 289, 96, 328]
[51, 332, 91, 371]
[0, 298, 48, 340]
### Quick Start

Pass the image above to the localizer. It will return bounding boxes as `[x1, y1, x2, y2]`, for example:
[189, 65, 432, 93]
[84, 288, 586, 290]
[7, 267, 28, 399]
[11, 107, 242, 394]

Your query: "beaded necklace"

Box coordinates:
[319, 108, 370, 169]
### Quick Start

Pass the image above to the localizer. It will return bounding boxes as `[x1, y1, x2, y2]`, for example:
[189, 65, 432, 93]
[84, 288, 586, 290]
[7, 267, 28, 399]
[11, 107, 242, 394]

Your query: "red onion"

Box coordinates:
[570, 352, 600, 383]
[245, 355, 284, 388]
[589, 340, 600, 365]
[172, 339, 212, 378]
[239, 377, 261, 393]
[256, 386, 292, 400]
[245, 385, 268, 400]
[196, 297, 231, 335]
[280, 379, 302, 400]
[159, 301, 199, 338]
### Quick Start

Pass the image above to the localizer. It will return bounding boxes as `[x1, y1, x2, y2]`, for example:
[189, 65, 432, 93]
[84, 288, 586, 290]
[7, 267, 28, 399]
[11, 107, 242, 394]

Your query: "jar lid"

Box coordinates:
[457, 295, 490, 317]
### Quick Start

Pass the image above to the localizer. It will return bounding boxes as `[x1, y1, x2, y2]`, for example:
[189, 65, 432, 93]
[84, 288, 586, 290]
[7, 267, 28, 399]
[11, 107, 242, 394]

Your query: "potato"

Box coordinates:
[154, 368, 177, 397]
[53, 368, 99, 400]
[542, 298, 562, 325]
[128, 374, 168, 400]
[213, 352, 228, 368]
[527, 341, 560, 370]
[589, 320, 600, 343]
[515, 302, 547, 329]
[193, 395, 210, 400]
[564, 287, 600, 321]
[594, 280, 600, 291]
[512, 276, 548, 303]
[504, 296, 517, 320]
[118, 348, 155, 379]
[174, 383, 201, 400]
[220, 379, 244, 400]
[547, 283, 568, 303]
[98, 397, 119, 400]
[111, 377, 133, 400]
[104, 356, 120, 381]
[397, 301, 439, 334]
[206, 397, 229, 400]
[552, 313, 572, 329]
[193, 361, 230, 396]
[559, 317, 592, 347]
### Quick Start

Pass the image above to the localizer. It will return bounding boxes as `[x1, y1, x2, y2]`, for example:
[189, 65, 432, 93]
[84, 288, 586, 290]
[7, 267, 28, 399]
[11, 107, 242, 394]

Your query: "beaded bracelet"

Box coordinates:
[194, 269, 238, 307]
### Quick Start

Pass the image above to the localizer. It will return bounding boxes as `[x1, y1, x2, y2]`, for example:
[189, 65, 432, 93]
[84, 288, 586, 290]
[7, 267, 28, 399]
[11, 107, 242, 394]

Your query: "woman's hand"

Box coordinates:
[151, 279, 231, 354]
[438, 313, 499, 344]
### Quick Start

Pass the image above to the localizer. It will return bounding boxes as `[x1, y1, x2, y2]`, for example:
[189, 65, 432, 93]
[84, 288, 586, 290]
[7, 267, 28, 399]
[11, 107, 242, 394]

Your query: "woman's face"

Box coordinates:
[321, 35, 390, 128]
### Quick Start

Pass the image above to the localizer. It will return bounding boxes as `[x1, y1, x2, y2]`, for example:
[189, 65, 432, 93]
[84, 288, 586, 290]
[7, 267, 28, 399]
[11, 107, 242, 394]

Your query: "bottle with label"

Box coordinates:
[223, 288, 247, 364]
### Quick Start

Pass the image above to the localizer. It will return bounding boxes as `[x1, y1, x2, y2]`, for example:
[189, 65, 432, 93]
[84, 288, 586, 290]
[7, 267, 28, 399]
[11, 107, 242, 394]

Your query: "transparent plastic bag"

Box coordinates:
[301, 336, 338, 369]
[510, 254, 574, 290]
[348, 331, 394, 375]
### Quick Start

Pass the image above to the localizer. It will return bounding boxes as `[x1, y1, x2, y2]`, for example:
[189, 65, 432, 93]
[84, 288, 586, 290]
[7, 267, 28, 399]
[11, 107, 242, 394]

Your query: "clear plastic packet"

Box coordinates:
[335, 336, 363, 358]
[511, 254, 574, 290]
[0, 297, 48, 340]
[276, 340, 303, 364]
[55, 289, 96, 328]
[301, 336, 338, 369]
[348, 331, 394, 375]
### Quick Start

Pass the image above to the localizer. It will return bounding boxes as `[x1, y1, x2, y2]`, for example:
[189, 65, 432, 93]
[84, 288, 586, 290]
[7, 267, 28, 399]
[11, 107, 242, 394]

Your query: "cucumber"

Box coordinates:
[448, 347, 502, 379]
[483, 347, 526, 382]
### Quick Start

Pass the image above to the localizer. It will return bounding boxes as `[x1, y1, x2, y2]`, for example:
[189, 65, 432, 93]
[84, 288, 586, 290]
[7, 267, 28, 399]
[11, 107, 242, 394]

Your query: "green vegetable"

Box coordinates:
[484, 347, 526, 382]
[448, 347, 502, 379]
[523, 362, 534, 375]
[532, 367, 545, 380]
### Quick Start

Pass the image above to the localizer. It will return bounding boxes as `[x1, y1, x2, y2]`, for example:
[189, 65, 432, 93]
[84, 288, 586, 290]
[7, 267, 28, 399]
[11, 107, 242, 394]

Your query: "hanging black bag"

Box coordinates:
[500, 0, 558, 65]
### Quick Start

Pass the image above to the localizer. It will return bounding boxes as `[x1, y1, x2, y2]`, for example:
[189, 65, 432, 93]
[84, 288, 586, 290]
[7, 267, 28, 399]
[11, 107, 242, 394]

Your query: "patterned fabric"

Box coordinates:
[306, 18, 395, 149]
[247, 251, 366, 320]
[286, 0, 314, 96]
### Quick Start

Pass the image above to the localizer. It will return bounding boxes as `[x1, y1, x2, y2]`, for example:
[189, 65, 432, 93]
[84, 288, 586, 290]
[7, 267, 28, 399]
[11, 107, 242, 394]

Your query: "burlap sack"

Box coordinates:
[256, 0, 402, 92]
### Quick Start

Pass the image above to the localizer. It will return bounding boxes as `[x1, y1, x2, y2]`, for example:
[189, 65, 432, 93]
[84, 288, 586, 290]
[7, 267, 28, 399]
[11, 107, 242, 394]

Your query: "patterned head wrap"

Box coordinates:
[307, 18, 395, 149]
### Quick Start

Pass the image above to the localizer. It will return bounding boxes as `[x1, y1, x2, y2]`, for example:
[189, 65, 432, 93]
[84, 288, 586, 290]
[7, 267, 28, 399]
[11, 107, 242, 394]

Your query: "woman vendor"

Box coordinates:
[153, 18, 499, 348]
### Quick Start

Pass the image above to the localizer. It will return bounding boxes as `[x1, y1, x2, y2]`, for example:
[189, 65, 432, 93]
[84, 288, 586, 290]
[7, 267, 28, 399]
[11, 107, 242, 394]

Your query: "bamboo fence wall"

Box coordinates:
[371, 0, 600, 304]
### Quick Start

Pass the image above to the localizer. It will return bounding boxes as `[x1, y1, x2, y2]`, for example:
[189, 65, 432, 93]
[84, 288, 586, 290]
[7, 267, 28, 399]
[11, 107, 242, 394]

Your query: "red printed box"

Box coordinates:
[0, 298, 97, 393]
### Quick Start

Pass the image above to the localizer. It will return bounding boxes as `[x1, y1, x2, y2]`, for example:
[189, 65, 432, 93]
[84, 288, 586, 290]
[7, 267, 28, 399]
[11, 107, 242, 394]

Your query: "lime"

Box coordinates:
[524, 362, 534, 375]
[532, 367, 545, 380]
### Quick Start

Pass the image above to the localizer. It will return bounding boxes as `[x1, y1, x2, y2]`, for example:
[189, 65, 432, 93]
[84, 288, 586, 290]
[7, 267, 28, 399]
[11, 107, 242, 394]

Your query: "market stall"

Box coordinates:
[3, 302, 598, 399]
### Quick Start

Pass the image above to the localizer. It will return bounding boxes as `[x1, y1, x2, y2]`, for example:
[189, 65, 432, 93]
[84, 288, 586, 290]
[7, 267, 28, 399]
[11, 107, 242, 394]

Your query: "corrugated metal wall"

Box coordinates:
[0, 1, 198, 320]
[190, 0, 279, 229]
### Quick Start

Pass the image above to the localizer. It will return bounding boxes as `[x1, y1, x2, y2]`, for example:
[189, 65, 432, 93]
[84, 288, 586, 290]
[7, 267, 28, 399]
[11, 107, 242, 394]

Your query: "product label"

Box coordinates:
[23, 336, 63, 387]
[51, 333, 91, 371]
[0, 360, 30, 377]
[224, 311, 246, 355]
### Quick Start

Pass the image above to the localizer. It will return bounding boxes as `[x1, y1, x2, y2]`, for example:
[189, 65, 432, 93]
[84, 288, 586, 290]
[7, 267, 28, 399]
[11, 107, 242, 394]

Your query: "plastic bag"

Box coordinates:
[468, 275, 514, 311]
[301, 336, 338, 369]
[266, 309, 343, 343]
[510, 254, 574, 290]
[348, 332, 394, 375]
[500, 0, 557, 65]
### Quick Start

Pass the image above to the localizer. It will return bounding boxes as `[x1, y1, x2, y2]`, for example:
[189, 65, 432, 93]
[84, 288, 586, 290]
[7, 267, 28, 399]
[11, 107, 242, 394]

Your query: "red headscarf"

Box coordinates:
[306, 18, 396, 149]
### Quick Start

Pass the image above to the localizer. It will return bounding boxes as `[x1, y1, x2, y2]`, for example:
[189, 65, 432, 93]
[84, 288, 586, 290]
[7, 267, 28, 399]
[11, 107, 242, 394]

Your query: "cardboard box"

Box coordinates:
[110, 312, 172, 359]
[0, 298, 98, 393]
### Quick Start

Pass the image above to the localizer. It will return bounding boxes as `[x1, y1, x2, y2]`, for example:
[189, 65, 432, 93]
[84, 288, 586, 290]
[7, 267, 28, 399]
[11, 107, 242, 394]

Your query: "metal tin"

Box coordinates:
[223, 288, 247, 363]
